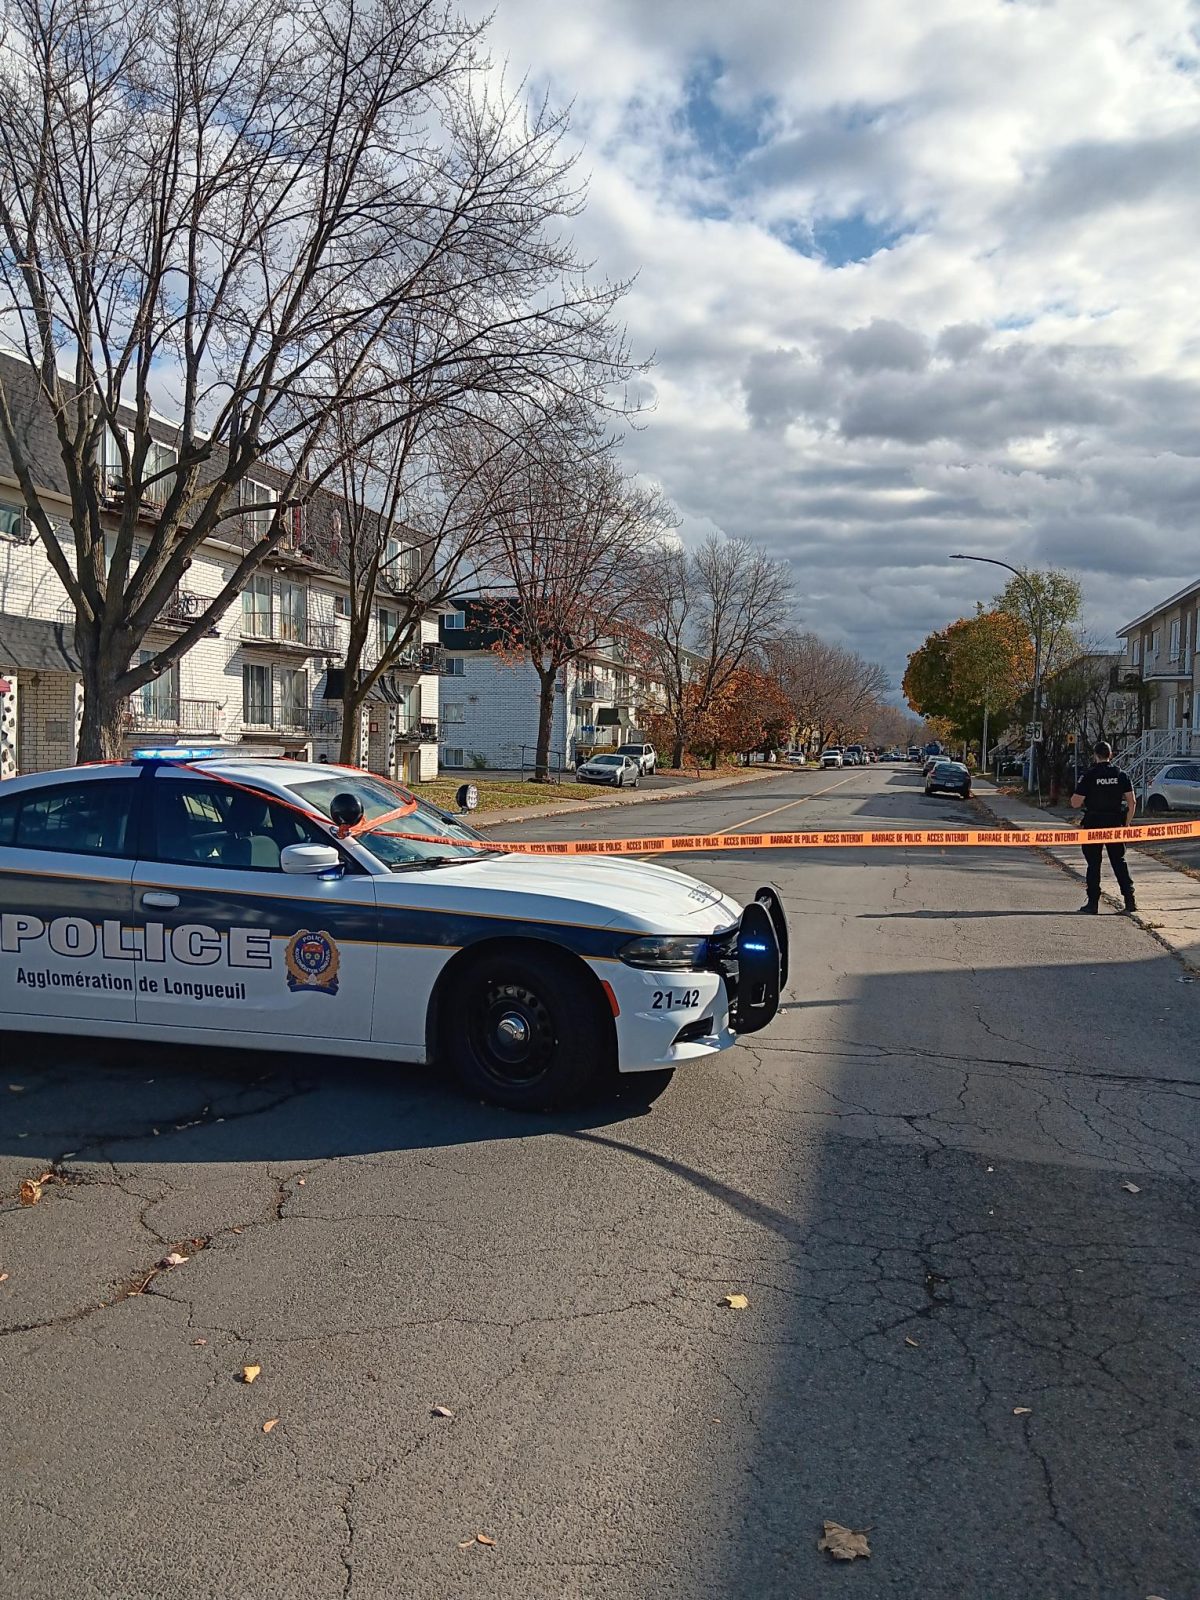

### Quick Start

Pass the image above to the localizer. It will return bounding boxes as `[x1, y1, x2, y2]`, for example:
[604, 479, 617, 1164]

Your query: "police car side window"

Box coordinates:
[0, 791, 18, 846]
[150, 781, 328, 872]
[9, 780, 137, 856]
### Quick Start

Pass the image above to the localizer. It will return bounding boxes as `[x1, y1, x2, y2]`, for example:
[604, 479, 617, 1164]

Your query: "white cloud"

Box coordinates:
[477, 0, 1200, 684]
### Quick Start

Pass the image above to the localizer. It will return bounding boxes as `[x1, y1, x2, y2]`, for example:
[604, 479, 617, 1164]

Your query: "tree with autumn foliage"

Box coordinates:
[903, 609, 1033, 745]
[672, 662, 792, 768]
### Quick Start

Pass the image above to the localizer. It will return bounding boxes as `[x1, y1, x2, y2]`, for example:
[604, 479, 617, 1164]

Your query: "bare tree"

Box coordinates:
[0, 0, 630, 757]
[767, 630, 889, 750]
[643, 534, 792, 766]
[483, 429, 668, 780]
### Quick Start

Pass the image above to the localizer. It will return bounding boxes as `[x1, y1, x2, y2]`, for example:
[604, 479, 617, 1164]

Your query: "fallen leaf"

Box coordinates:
[723, 1293, 750, 1310]
[457, 1539, 474, 1550]
[1122, 1182, 1141, 1194]
[475, 1533, 496, 1547]
[8, 1084, 23, 1092]
[817, 1521, 871, 1561]
[192, 1337, 208, 1346]
[0, 1273, 9, 1283]
[905, 1336, 920, 1348]
[241, 1364, 262, 1385]
[18, 1179, 41, 1206]
[296, 1177, 306, 1186]
[1013, 1407, 1033, 1416]
[262, 1418, 278, 1433]
[160, 1251, 187, 1269]
[431, 1405, 454, 1419]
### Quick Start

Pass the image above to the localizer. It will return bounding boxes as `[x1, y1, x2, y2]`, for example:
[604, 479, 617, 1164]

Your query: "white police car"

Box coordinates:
[0, 751, 787, 1109]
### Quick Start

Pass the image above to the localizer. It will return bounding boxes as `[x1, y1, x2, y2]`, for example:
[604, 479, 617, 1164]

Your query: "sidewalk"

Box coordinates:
[973, 780, 1200, 973]
[471, 763, 786, 828]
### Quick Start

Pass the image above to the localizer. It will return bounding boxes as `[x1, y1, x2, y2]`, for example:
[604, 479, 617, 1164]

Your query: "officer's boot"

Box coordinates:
[1077, 900, 1099, 914]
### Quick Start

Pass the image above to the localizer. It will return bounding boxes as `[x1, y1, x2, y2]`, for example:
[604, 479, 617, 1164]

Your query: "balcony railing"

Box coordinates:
[241, 704, 343, 735]
[241, 614, 338, 654]
[396, 718, 439, 744]
[125, 697, 222, 733]
[1142, 651, 1193, 681]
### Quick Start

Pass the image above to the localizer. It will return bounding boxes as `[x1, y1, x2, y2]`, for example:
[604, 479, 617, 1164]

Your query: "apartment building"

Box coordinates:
[437, 599, 668, 770]
[0, 356, 442, 782]
[1117, 578, 1199, 751]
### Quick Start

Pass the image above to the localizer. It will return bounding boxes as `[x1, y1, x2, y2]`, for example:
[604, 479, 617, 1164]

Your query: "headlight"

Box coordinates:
[619, 934, 708, 970]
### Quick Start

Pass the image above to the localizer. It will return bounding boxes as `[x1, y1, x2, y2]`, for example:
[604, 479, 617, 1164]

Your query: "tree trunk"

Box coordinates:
[671, 734, 685, 768]
[76, 638, 128, 763]
[338, 697, 360, 767]
[534, 665, 556, 782]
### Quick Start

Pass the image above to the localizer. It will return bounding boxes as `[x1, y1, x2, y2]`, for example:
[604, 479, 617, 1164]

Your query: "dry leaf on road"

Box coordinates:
[18, 1179, 41, 1206]
[431, 1405, 454, 1419]
[0, 1273, 8, 1283]
[475, 1533, 496, 1547]
[8, 1084, 24, 1092]
[818, 1521, 871, 1561]
[1013, 1407, 1032, 1416]
[192, 1338, 207, 1347]
[904, 1337, 920, 1348]
[262, 1419, 278, 1433]
[241, 1364, 262, 1385]
[723, 1293, 750, 1310]
[160, 1252, 187, 1269]
[457, 1539, 475, 1550]
[1121, 1182, 1141, 1194]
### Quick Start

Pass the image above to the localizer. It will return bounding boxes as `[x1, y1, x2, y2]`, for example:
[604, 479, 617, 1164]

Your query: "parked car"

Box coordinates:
[786, 750, 807, 764]
[615, 741, 657, 775]
[845, 744, 864, 766]
[925, 759, 972, 799]
[577, 753, 641, 788]
[1146, 761, 1200, 813]
[922, 756, 941, 777]
[908, 746, 921, 762]
[820, 748, 844, 769]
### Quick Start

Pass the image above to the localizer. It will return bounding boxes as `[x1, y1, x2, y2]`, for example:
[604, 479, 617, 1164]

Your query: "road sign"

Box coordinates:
[1025, 722, 1043, 742]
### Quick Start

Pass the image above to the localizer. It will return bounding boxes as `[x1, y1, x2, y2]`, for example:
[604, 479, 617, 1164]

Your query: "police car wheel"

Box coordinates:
[447, 950, 609, 1109]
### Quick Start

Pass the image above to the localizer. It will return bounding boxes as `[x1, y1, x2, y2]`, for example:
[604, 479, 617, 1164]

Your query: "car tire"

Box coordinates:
[631, 776, 639, 789]
[924, 785, 933, 795]
[1147, 794, 1169, 814]
[444, 948, 611, 1110]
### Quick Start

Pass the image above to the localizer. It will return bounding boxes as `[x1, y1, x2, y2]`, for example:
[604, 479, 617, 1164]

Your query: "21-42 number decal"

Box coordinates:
[651, 988, 700, 1010]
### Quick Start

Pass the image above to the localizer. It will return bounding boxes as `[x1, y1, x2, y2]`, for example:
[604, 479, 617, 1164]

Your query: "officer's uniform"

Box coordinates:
[1072, 759, 1135, 910]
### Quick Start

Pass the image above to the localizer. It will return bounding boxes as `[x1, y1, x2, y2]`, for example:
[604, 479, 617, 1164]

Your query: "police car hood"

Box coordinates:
[381, 852, 741, 933]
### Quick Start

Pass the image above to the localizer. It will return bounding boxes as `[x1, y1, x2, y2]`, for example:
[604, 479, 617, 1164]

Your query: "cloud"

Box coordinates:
[475, 0, 1200, 687]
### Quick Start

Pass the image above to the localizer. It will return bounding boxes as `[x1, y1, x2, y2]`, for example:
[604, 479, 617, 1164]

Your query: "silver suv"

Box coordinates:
[616, 742, 657, 775]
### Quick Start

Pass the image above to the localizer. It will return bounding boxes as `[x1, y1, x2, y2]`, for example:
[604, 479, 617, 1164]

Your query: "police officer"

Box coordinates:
[1070, 740, 1136, 913]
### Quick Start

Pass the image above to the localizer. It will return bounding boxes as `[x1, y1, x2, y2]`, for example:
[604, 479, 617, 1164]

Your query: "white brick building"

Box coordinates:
[437, 600, 667, 771]
[0, 359, 442, 782]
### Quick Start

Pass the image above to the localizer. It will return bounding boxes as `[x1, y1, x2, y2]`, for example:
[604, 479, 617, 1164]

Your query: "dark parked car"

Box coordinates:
[925, 759, 972, 799]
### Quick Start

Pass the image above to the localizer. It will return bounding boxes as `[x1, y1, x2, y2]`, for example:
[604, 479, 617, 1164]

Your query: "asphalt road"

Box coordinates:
[2, 766, 1197, 1599]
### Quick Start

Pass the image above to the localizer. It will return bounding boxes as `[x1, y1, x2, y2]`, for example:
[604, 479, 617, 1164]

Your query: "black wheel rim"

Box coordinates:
[466, 977, 557, 1088]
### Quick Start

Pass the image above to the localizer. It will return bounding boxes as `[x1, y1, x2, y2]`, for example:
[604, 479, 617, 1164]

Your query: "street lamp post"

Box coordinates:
[950, 553, 1044, 795]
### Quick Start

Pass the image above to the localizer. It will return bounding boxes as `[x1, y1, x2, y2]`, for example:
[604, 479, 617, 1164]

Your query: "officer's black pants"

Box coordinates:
[1081, 842, 1134, 904]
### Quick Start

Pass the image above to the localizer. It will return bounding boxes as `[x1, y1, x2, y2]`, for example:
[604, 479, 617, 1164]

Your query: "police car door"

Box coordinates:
[132, 770, 377, 1041]
[0, 773, 138, 1024]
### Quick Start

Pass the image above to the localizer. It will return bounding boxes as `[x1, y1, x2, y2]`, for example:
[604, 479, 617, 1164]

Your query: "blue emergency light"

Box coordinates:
[130, 746, 223, 763]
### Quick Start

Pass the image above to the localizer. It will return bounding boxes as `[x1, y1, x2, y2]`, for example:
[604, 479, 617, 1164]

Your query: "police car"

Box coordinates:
[0, 751, 787, 1109]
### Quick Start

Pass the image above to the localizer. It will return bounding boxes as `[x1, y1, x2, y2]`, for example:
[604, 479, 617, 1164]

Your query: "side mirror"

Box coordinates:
[280, 843, 343, 876]
[455, 782, 479, 813]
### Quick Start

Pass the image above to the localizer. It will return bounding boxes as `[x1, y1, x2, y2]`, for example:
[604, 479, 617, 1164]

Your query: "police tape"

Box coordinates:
[375, 818, 1200, 857]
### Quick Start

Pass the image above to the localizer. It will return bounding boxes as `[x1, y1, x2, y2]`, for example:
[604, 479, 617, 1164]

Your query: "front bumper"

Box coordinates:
[601, 885, 789, 1071]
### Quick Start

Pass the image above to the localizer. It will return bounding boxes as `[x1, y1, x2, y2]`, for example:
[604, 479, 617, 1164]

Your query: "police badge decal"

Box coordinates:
[284, 930, 340, 996]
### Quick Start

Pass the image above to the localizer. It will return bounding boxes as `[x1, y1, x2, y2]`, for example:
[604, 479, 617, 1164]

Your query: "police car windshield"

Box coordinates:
[287, 776, 494, 869]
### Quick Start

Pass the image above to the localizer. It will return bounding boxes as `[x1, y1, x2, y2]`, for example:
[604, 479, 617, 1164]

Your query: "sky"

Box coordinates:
[478, 0, 1200, 691]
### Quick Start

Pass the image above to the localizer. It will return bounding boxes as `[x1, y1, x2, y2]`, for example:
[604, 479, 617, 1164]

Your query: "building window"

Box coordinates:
[1151, 628, 1160, 655]
[278, 581, 307, 644]
[143, 441, 178, 509]
[1170, 620, 1180, 661]
[0, 501, 23, 539]
[1131, 639, 1141, 666]
[378, 605, 399, 654]
[1169, 696, 1178, 731]
[444, 611, 466, 630]
[334, 594, 350, 618]
[442, 701, 465, 724]
[441, 746, 465, 768]
[1148, 697, 1158, 729]
[135, 650, 179, 724]
[241, 479, 273, 538]
[444, 656, 465, 676]
[243, 663, 272, 725]
[243, 574, 272, 639]
[278, 668, 307, 729]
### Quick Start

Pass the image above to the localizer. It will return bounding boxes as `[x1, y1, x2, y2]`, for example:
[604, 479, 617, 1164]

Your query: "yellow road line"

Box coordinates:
[727, 773, 859, 831]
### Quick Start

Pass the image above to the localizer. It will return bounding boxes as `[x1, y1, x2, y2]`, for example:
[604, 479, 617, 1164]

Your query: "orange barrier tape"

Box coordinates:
[376, 818, 1200, 856]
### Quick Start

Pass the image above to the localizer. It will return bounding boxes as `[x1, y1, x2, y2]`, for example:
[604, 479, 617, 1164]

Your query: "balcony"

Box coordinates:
[1142, 652, 1193, 682]
[240, 614, 338, 656]
[393, 718, 439, 744]
[125, 697, 222, 734]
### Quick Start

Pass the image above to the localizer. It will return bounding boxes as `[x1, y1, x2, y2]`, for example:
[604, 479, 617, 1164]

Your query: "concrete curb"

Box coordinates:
[471, 765, 787, 829]
[971, 781, 1200, 973]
